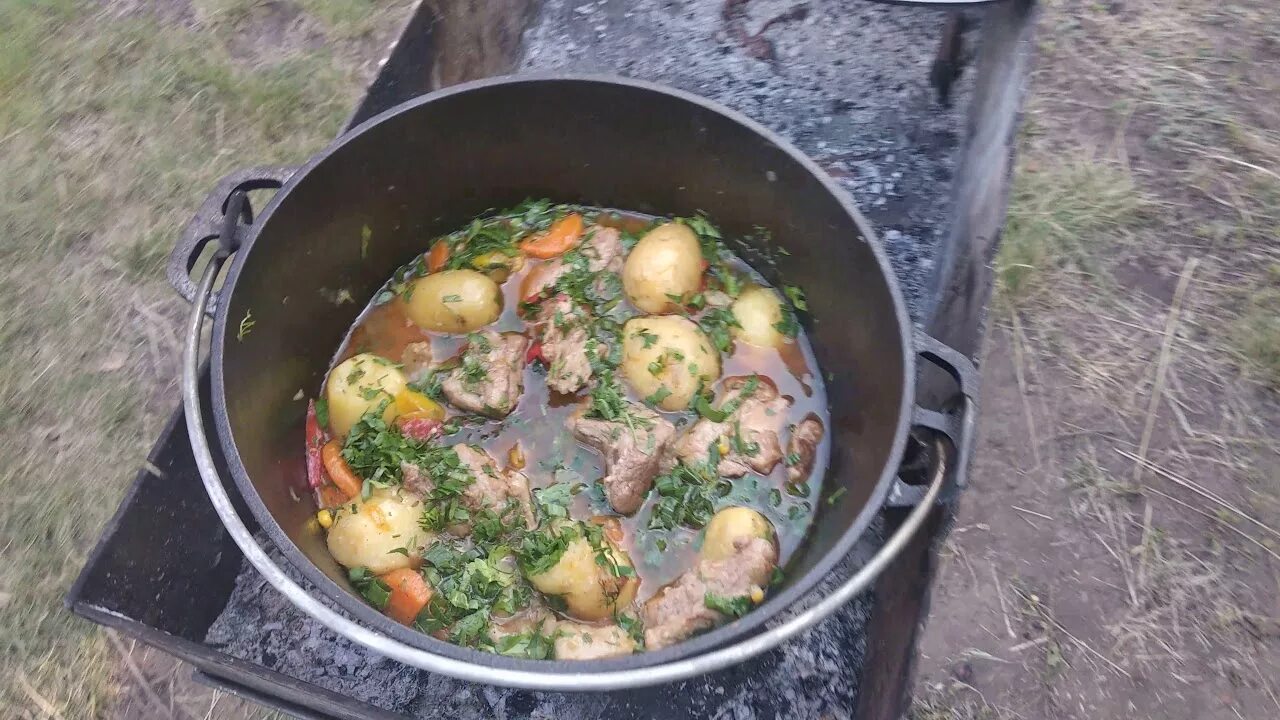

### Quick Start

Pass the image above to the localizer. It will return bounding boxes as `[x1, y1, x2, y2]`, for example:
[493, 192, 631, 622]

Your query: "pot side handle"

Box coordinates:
[885, 328, 979, 508]
[166, 165, 297, 316]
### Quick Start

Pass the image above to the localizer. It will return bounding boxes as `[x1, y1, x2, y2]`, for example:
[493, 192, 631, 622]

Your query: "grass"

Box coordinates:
[910, 683, 1004, 720]
[996, 160, 1145, 300]
[0, 0, 410, 715]
[997, 0, 1280, 374]
[917, 1, 1280, 717]
[1231, 281, 1280, 390]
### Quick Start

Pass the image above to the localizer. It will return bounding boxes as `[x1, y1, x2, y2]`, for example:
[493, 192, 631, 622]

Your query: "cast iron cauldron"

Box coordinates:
[171, 75, 975, 690]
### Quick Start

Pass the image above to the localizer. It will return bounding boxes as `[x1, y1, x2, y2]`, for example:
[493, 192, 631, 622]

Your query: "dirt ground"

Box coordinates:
[913, 1, 1280, 718]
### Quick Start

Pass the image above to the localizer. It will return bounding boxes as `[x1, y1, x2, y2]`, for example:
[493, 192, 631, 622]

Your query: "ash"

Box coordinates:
[208, 526, 882, 718]
[521, 0, 972, 318]
[207, 1, 970, 716]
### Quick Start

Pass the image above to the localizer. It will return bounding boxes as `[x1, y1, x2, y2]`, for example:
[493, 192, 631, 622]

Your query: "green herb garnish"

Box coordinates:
[348, 567, 392, 610]
[704, 592, 751, 617]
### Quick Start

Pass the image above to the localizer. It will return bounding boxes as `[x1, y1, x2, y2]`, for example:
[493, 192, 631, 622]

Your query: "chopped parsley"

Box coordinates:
[774, 308, 800, 338]
[314, 398, 330, 428]
[441, 294, 463, 303]
[460, 355, 488, 386]
[634, 329, 660, 348]
[616, 611, 646, 649]
[783, 285, 808, 311]
[698, 307, 740, 353]
[340, 406, 475, 498]
[416, 540, 529, 646]
[348, 567, 392, 610]
[692, 375, 759, 424]
[644, 386, 672, 405]
[346, 365, 366, 385]
[648, 457, 731, 531]
[691, 393, 725, 423]
[704, 592, 751, 617]
[515, 524, 576, 577]
[582, 521, 633, 579]
[494, 622, 559, 659]
[534, 482, 574, 521]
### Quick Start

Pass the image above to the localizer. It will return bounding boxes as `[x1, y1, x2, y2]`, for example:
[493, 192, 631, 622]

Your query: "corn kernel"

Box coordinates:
[749, 585, 765, 604]
[316, 509, 334, 529]
[717, 439, 730, 456]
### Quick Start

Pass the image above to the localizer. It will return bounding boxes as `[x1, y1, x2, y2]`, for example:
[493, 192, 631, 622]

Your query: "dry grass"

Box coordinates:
[997, 160, 1146, 300]
[910, 682, 1009, 720]
[1004, 0, 1280, 379]
[922, 0, 1279, 717]
[0, 0, 411, 715]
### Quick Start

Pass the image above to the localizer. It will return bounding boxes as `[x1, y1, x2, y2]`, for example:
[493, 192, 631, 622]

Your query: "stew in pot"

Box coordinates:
[304, 200, 830, 659]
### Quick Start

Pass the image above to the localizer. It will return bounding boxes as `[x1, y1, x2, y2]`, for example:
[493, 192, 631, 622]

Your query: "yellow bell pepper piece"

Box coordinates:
[393, 388, 446, 421]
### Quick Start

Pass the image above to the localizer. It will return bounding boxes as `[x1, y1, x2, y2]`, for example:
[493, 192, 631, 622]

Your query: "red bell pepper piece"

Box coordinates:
[398, 416, 443, 442]
[526, 340, 544, 364]
[305, 400, 327, 490]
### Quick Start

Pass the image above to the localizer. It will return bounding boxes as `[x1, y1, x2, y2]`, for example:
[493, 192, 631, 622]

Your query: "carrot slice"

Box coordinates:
[381, 568, 434, 625]
[427, 241, 450, 272]
[321, 439, 363, 500]
[519, 213, 584, 259]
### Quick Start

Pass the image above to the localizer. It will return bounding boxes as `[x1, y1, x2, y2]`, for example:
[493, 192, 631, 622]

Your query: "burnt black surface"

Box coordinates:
[67, 369, 246, 641]
[207, 533, 881, 719]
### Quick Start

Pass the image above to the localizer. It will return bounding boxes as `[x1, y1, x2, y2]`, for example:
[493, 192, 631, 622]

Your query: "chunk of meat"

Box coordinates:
[642, 535, 778, 650]
[568, 402, 677, 515]
[580, 225, 624, 273]
[675, 375, 792, 477]
[440, 330, 528, 418]
[785, 413, 825, 486]
[402, 445, 536, 534]
[521, 225, 624, 300]
[488, 601, 556, 646]
[533, 295, 595, 394]
[554, 622, 637, 660]
[454, 444, 536, 530]
[397, 416, 442, 442]
[640, 572, 714, 651]
[703, 289, 733, 309]
[401, 341, 435, 384]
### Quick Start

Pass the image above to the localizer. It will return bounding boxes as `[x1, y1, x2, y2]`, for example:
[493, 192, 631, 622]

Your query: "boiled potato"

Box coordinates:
[405, 269, 502, 333]
[701, 507, 776, 563]
[731, 285, 785, 348]
[327, 489, 432, 575]
[622, 222, 704, 313]
[526, 523, 639, 622]
[326, 353, 407, 436]
[621, 316, 721, 411]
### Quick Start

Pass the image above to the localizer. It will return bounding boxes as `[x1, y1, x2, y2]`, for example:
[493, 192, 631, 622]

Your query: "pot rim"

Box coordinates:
[208, 73, 916, 675]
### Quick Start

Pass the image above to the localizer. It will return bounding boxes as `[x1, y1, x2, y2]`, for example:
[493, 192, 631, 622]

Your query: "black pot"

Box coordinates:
[171, 75, 974, 686]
